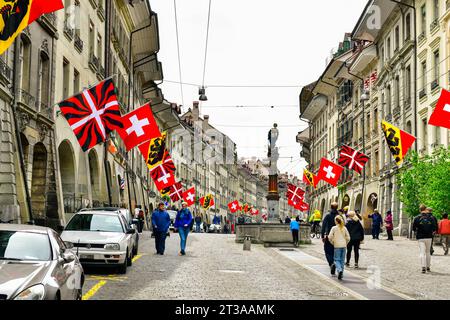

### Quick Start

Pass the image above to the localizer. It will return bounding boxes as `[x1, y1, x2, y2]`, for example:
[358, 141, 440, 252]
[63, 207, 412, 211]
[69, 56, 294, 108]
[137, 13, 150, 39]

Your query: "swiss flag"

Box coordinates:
[251, 208, 259, 216]
[299, 202, 310, 212]
[429, 89, 450, 130]
[228, 200, 241, 213]
[288, 198, 302, 210]
[117, 104, 161, 151]
[182, 187, 196, 207]
[287, 184, 305, 203]
[317, 158, 344, 187]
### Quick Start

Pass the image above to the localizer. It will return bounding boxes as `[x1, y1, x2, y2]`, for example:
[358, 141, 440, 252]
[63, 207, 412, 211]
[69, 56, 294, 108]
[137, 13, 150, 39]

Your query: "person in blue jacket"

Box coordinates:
[368, 210, 383, 240]
[151, 203, 171, 255]
[290, 218, 300, 247]
[175, 202, 193, 256]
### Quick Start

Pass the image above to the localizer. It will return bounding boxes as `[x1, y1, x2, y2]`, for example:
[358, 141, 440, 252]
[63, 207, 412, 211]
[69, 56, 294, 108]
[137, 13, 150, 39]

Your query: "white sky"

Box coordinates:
[150, 0, 368, 176]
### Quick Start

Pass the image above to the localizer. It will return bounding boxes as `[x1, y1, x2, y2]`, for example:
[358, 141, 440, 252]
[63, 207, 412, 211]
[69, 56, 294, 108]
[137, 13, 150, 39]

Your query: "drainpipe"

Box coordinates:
[12, 38, 34, 224]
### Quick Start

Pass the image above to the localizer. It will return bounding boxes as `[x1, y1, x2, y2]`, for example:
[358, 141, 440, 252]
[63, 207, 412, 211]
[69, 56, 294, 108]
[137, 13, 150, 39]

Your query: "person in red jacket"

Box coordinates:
[438, 213, 450, 256]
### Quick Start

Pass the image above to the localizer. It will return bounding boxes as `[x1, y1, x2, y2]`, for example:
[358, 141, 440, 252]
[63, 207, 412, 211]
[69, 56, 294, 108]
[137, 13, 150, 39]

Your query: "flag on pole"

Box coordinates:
[286, 184, 305, 203]
[250, 208, 259, 216]
[182, 187, 196, 207]
[117, 103, 161, 151]
[381, 120, 416, 166]
[317, 158, 344, 187]
[58, 79, 123, 152]
[338, 145, 369, 175]
[428, 89, 450, 130]
[200, 194, 215, 209]
[228, 200, 241, 214]
[303, 169, 318, 188]
[0, 0, 64, 55]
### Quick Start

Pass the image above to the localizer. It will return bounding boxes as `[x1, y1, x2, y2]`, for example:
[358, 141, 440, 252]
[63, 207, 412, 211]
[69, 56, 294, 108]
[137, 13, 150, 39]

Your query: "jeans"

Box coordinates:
[178, 227, 190, 253]
[346, 240, 361, 264]
[292, 230, 299, 245]
[441, 235, 450, 254]
[324, 238, 335, 266]
[195, 223, 201, 233]
[372, 225, 381, 239]
[418, 238, 432, 268]
[334, 248, 346, 273]
[154, 231, 167, 254]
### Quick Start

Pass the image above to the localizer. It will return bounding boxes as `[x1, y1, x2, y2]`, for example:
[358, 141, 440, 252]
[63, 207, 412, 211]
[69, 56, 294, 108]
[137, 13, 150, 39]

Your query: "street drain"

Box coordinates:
[279, 249, 295, 252]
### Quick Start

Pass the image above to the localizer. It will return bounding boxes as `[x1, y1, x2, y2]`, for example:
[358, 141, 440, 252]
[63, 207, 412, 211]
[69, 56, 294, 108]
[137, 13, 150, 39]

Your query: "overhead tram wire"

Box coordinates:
[173, 0, 184, 106]
[164, 80, 303, 88]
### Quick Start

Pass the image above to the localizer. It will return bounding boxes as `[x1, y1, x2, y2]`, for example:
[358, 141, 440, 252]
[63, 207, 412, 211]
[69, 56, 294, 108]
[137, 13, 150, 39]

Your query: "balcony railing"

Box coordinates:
[430, 19, 439, 33]
[63, 20, 74, 40]
[89, 53, 99, 72]
[431, 79, 439, 91]
[418, 31, 426, 44]
[20, 89, 36, 109]
[38, 102, 53, 120]
[0, 58, 12, 85]
[74, 34, 84, 52]
[41, 12, 57, 26]
[447, 0, 450, 11]
[393, 106, 401, 117]
[97, 3, 105, 21]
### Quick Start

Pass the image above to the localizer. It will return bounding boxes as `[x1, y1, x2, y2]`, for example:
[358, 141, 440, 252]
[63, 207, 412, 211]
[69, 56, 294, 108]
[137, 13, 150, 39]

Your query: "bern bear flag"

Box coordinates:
[0, 0, 64, 54]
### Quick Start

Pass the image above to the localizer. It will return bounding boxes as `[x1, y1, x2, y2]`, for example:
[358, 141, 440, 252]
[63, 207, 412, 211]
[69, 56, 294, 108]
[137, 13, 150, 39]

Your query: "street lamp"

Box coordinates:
[359, 90, 370, 214]
[199, 86, 208, 102]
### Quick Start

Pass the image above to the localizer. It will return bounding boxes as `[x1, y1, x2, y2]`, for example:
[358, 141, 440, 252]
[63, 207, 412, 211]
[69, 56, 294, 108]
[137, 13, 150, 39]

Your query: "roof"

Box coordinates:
[0, 224, 49, 234]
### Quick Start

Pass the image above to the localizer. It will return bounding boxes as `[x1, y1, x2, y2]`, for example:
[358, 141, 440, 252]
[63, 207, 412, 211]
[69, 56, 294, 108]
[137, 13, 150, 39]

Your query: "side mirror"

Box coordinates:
[64, 241, 74, 250]
[127, 228, 136, 235]
[62, 252, 75, 264]
[57, 225, 65, 232]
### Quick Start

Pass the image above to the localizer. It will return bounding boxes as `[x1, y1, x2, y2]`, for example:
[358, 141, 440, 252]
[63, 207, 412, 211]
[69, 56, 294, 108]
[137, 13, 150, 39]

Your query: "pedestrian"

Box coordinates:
[174, 202, 193, 256]
[368, 210, 383, 239]
[321, 202, 340, 275]
[194, 214, 202, 233]
[137, 207, 145, 233]
[328, 215, 350, 280]
[384, 210, 394, 240]
[285, 216, 291, 224]
[426, 207, 438, 255]
[290, 218, 300, 247]
[151, 203, 171, 255]
[413, 207, 438, 273]
[438, 213, 450, 256]
[238, 214, 245, 224]
[345, 211, 364, 269]
[223, 223, 229, 234]
[279, 218, 283, 224]
[309, 210, 322, 234]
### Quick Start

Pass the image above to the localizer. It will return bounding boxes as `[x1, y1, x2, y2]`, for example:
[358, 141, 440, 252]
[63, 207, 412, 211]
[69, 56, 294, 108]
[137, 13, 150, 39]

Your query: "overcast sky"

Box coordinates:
[150, 0, 367, 176]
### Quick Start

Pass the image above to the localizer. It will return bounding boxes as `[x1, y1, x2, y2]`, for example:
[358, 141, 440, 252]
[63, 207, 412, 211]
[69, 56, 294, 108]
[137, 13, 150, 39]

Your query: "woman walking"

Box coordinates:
[345, 211, 364, 269]
[384, 211, 394, 240]
[328, 215, 350, 280]
[174, 202, 193, 256]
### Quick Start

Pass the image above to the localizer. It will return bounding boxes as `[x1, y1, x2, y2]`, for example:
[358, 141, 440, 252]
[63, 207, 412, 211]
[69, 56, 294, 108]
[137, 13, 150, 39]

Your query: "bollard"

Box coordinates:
[243, 235, 252, 251]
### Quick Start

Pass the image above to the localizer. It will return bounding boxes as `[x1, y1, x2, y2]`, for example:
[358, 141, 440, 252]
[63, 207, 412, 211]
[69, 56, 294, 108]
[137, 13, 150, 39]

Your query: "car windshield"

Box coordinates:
[65, 214, 124, 233]
[0, 231, 51, 261]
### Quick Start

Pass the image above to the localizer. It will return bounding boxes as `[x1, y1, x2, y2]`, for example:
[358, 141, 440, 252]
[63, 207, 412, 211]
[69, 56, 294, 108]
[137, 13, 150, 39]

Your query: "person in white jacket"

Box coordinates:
[328, 215, 350, 280]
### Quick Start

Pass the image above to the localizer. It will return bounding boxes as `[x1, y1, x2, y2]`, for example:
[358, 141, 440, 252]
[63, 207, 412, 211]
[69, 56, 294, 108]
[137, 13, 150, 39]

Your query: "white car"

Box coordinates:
[208, 224, 222, 233]
[61, 211, 136, 274]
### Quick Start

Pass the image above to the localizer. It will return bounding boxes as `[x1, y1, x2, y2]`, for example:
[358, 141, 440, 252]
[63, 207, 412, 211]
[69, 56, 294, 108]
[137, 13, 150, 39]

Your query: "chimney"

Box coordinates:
[192, 101, 200, 121]
[203, 115, 210, 131]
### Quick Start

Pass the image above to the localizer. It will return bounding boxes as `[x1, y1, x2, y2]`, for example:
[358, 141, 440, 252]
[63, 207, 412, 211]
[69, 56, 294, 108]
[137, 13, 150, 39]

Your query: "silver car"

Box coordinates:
[61, 211, 135, 274]
[0, 224, 84, 300]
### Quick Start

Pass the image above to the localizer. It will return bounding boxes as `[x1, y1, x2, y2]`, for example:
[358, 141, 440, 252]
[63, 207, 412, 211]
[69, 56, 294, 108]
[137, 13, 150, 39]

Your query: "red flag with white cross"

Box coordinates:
[167, 182, 183, 202]
[317, 158, 344, 187]
[228, 200, 241, 214]
[288, 198, 302, 210]
[299, 202, 310, 212]
[182, 187, 196, 207]
[251, 208, 259, 216]
[286, 184, 305, 203]
[117, 103, 161, 151]
[429, 89, 450, 130]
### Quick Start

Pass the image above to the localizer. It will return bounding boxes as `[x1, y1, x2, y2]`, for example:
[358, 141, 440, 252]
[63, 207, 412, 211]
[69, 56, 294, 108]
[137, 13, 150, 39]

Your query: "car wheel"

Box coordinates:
[119, 253, 128, 274]
[76, 289, 83, 301]
[127, 249, 133, 266]
[132, 243, 138, 256]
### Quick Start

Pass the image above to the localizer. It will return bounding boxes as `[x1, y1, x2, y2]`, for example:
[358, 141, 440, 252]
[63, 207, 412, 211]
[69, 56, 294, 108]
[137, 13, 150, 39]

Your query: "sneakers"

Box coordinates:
[445, 249, 449, 256]
[422, 268, 426, 274]
[338, 272, 343, 280]
[354, 263, 359, 269]
[331, 264, 336, 275]
[427, 267, 431, 272]
[345, 262, 350, 267]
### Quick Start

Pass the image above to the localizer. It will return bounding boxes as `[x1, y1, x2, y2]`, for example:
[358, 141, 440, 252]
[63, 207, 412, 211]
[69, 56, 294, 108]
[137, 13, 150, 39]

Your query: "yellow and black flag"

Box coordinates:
[0, 0, 64, 55]
[303, 169, 318, 189]
[381, 120, 416, 166]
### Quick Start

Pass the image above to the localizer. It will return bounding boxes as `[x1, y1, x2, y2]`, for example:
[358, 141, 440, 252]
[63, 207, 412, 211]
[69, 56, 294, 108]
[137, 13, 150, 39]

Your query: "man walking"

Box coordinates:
[194, 214, 202, 233]
[368, 210, 383, 239]
[321, 202, 339, 275]
[151, 203, 171, 255]
[413, 207, 438, 273]
[438, 213, 450, 256]
[175, 202, 193, 256]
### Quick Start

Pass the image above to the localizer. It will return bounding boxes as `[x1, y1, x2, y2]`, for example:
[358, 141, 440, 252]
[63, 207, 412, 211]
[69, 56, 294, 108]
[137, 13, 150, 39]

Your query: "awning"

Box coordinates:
[349, 44, 377, 74]
[352, 0, 397, 42]
[301, 94, 327, 121]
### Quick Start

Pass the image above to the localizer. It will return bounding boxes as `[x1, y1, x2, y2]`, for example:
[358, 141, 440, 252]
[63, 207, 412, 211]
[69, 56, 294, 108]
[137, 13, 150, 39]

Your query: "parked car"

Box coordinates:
[208, 224, 222, 233]
[0, 224, 84, 300]
[79, 208, 139, 256]
[60, 210, 136, 274]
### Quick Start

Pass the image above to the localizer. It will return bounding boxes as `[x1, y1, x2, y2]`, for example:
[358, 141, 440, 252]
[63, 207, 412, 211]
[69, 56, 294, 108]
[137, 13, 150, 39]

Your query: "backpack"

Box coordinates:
[418, 215, 435, 235]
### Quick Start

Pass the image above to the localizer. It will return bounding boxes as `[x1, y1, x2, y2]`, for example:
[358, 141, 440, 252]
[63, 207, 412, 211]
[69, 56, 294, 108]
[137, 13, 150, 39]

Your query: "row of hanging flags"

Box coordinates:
[301, 89, 450, 194]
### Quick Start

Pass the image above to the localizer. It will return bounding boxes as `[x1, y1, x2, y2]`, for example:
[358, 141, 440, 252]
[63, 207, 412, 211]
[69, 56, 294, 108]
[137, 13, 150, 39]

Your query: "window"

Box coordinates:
[38, 53, 50, 109]
[433, 50, 440, 82]
[405, 66, 411, 102]
[375, 151, 380, 176]
[434, 0, 439, 21]
[367, 114, 371, 138]
[421, 5, 426, 34]
[63, 58, 70, 99]
[373, 109, 378, 133]
[380, 44, 384, 63]
[395, 26, 400, 51]
[405, 14, 411, 40]
[422, 118, 428, 151]
[97, 33, 102, 65]
[89, 20, 95, 56]
[395, 76, 400, 108]
[421, 61, 427, 91]
[386, 85, 391, 114]
[406, 121, 412, 134]
[20, 37, 31, 92]
[73, 69, 80, 94]
[386, 37, 391, 60]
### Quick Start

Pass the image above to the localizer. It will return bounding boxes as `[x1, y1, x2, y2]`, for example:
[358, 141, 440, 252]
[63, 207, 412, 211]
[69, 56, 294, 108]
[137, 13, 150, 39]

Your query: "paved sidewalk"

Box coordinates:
[299, 236, 450, 300]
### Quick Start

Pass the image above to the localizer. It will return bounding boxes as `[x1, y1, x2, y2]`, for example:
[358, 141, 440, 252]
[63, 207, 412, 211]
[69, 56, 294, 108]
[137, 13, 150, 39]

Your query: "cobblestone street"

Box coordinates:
[83, 232, 356, 300]
[301, 236, 450, 300]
